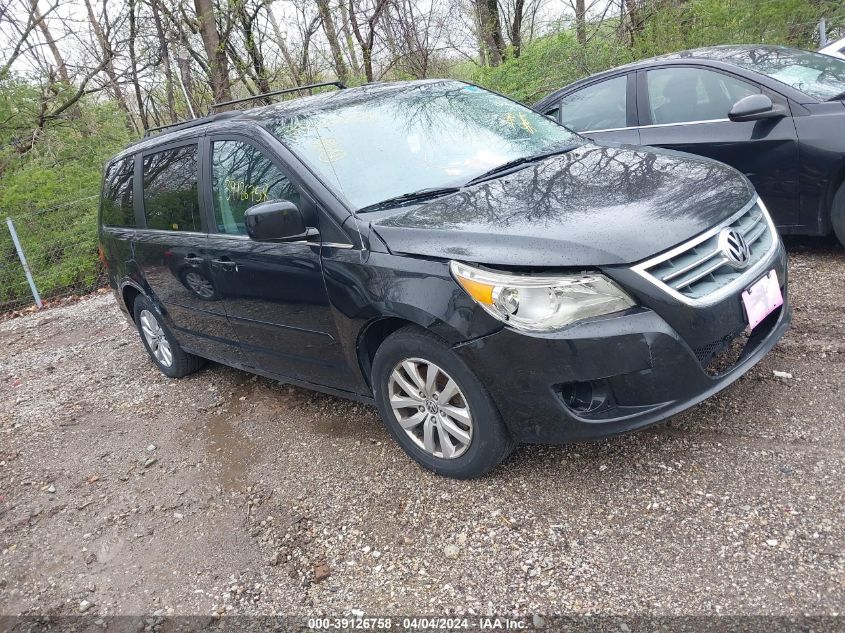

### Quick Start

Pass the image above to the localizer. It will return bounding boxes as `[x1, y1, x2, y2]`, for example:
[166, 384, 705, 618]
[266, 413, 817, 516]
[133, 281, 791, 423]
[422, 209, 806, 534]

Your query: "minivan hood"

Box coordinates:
[370, 144, 754, 267]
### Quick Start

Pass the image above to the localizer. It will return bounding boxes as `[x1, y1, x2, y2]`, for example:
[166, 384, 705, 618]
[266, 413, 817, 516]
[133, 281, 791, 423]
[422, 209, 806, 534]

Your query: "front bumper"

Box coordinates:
[453, 244, 791, 444]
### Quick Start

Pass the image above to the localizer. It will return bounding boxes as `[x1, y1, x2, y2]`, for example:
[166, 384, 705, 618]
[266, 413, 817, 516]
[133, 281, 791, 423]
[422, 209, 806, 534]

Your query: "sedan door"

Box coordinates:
[545, 73, 641, 144]
[200, 135, 357, 390]
[637, 65, 801, 226]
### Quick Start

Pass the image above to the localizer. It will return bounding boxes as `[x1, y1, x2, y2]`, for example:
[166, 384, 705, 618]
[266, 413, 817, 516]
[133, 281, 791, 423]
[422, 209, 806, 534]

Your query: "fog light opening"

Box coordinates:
[560, 381, 594, 412]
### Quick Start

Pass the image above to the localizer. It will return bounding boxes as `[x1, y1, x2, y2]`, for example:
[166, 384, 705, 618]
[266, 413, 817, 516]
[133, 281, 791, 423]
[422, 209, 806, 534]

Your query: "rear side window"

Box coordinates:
[559, 76, 628, 132]
[211, 140, 300, 235]
[142, 144, 201, 232]
[101, 157, 135, 227]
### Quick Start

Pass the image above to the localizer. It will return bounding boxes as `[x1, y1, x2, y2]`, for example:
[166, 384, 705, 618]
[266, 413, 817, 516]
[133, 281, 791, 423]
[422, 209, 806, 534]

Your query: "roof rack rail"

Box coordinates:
[143, 111, 242, 138]
[209, 81, 346, 112]
[141, 81, 345, 140]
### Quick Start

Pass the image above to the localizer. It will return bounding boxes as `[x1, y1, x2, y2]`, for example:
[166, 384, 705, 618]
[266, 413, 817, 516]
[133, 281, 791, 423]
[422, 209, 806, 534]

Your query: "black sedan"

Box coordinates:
[533, 45, 845, 245]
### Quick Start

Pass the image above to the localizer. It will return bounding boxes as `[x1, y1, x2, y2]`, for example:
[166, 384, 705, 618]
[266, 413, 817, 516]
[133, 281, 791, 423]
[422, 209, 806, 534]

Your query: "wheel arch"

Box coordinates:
[120, 281, 144, 322]
[356, 317, 416, 389]
[353, 296, 488, 390]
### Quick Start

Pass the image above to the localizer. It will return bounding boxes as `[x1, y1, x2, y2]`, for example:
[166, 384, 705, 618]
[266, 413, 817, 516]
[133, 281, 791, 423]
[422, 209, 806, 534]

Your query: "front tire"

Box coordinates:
[133, 295, 205, 378]
[371, 326, 515, 478]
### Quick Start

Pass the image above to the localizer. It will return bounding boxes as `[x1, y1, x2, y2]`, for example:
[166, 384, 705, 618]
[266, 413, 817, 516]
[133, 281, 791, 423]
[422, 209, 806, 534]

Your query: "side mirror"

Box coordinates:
[244, 200, 316, 242]
[728, 94, 787, 122]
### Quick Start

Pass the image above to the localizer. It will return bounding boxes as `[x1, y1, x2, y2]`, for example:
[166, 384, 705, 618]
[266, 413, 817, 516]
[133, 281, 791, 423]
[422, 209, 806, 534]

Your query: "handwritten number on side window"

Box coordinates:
[225, 178, 270, 204]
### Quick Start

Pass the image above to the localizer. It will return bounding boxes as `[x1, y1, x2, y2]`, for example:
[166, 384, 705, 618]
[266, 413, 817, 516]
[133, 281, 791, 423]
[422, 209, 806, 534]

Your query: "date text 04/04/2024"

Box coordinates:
[306, 617, 529, 630]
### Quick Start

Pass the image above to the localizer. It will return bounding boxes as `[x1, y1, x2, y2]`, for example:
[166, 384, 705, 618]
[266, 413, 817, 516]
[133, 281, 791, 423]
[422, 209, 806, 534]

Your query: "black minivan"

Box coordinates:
[99, 80, 791, 478]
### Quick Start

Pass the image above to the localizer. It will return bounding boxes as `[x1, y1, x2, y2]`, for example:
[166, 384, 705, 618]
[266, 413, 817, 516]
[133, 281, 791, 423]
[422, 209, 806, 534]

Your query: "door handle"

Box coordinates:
[183, 255, 204, 265]
[211, 257, 238, 271]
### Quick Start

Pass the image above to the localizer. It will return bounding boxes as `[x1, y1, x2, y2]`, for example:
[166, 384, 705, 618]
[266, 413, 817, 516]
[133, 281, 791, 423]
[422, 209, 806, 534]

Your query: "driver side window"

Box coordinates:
[558, 75, 628, 132]
[647, 67, 760, 125]
[211, 140, 300, 235]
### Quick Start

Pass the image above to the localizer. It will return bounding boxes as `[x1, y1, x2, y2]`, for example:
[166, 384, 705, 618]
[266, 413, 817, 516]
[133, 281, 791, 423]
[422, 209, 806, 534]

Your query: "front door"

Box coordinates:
[554, 73, 641, 145]
[201, 135, 354, 388]
[637, 66, 801, 227]
[133, 140, 241, 360]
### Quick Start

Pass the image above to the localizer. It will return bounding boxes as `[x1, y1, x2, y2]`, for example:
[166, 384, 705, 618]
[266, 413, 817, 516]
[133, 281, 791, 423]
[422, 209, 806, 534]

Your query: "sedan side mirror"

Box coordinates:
[244, 200, 316, 242]
[728, 94, 787, 122]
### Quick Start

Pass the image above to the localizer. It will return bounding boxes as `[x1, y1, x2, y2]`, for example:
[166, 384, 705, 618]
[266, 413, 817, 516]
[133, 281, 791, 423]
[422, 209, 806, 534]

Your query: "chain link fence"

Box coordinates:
[1, 196, 108, 315]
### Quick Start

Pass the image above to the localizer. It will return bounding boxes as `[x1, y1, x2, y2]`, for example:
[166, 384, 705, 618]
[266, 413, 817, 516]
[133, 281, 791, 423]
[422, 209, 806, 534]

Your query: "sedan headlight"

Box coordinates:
[450, 261, 635, 332]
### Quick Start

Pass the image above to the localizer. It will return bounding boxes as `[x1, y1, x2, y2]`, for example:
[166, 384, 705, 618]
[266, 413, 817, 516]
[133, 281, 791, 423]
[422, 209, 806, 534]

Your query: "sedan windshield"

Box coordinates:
[263, 81, 579, 210]
[724, 47, 845, 101]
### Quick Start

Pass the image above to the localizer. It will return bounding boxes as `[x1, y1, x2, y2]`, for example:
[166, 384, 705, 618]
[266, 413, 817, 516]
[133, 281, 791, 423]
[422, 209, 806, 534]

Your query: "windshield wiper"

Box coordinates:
[465, 144, 580, 186]
[357, 187, 461, 213]
[827, 90, 845, 101]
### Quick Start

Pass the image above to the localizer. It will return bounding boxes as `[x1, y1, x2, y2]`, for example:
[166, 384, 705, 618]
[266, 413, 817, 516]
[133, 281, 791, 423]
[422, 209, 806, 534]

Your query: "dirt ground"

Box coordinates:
[1, 238, 843, 619]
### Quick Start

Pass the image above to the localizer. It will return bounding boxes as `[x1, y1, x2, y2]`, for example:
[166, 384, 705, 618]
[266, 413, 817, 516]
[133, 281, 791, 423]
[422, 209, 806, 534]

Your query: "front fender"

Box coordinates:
[322, 250, 502, 346]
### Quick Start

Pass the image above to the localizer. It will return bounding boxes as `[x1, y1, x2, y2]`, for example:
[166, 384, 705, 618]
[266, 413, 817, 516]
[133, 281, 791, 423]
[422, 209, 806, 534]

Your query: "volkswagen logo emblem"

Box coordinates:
[718, 228, 751, 269]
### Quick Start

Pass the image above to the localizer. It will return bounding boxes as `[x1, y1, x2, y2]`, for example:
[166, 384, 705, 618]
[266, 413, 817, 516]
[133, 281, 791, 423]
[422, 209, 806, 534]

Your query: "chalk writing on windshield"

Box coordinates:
[500, 112, 536, 135]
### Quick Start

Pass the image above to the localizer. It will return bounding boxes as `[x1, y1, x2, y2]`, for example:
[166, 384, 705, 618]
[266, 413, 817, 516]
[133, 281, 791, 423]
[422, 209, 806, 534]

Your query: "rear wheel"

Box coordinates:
[133, 295, 205, 378]
[833, 181, 845, 247]
[371, 326, 514, 478]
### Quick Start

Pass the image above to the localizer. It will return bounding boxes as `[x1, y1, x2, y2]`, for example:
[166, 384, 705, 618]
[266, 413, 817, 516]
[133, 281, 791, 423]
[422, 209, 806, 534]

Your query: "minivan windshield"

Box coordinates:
[723, 47, 845, 101]
[264, 81, 579, 210]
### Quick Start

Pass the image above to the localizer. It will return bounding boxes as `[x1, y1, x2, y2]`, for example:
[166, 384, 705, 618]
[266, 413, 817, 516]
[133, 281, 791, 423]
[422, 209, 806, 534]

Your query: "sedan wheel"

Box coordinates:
[388, 358, 473, 459]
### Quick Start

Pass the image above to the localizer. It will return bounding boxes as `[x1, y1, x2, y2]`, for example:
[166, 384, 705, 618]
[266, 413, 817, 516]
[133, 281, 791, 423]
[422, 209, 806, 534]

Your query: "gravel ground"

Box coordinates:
[1, 239, 843, 619]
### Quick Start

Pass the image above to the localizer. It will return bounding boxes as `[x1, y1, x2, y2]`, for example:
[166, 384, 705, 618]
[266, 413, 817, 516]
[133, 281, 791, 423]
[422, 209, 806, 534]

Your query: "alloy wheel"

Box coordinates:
[139, 309, 173, 368]
[388, 358, 473, 459]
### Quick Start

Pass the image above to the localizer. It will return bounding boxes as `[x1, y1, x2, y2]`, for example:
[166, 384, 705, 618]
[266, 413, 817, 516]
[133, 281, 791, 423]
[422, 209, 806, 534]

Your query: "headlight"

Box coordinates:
[450, 261, 635, 332]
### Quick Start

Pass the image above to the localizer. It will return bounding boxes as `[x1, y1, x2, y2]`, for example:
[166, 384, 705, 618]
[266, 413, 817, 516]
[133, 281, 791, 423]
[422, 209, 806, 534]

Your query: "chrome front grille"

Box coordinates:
[633, 198, 776, 303]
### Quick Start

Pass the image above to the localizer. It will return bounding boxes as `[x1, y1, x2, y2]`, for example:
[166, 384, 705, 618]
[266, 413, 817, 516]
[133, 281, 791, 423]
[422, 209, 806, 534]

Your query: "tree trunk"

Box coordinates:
[347, 0, 371, 81]
[264, 0, 303, 85]
[361, 47, 373, 82]
[348, 0, 388, 82]
[487, 0, 506, 60]
[338, 1, 361, 77]
[150, 0, 177, 122]
[82, 0, 135, 133]
[226, 42, 260, 95]
[193, 0, 231, 104]
[476, 0, 504, 66]
[298, 14, 322, 84]
[34, 3, 91, 135]
[472, 2, 487, 66]
[510, 0, 525, 58]
[317, 0, 349, 83]
[176, 52, 198, 117]
[236, 2, 271, 95]
[34, 5, 69, 83]
[127, 0, 148, 130]
[575, 0, 587, 47]
[625, 0, 644, 47]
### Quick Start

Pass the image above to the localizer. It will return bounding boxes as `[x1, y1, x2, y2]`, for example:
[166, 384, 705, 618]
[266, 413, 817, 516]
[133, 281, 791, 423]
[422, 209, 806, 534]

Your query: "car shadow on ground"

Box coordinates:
[782, 234, 843, 253]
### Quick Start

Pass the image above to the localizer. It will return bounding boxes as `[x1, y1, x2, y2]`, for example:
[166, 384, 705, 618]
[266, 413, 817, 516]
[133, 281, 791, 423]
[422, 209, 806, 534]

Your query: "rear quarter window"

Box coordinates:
[101, 157, 135, 227]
